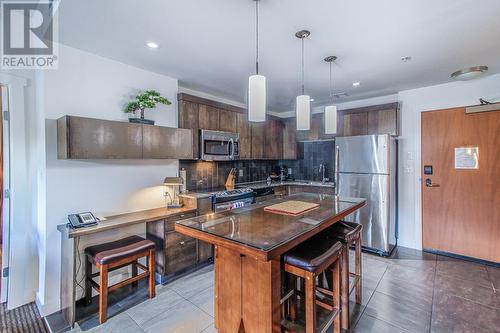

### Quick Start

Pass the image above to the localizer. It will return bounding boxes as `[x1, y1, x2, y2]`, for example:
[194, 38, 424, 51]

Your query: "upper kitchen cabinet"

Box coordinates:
[58, 115, 143, 159]
[296, 114, 335, 141]
[264, 118, 284, 159]
[177, 93, 301, 160]
[57, 115, 197, 159]
[236, 113, 251, 159]
[178, 100, 199, 129]
[219, 109, 237, 132]
[342, 112, 368, 136]
[143, 125, 197, 159]
[198, 105, 220, 130]
[367, 108, 398, 135]
[283, 118, 298, 160]
[250, 122, 265, 159]
[338, 102, 400, 137]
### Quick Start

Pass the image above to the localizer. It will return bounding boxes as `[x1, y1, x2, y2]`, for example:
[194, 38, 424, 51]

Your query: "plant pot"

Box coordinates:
[129, 118, 155, 125]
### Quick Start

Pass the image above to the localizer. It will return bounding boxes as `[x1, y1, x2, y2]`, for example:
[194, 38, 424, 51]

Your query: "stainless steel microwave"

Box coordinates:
[200, 129, 240, 161]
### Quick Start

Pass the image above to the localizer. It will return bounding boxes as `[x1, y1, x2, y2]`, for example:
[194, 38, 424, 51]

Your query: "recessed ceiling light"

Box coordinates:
[401, 56, 412, 62]
[146, 42, 159, 49]
[352, 82, 360, 87]
[451, 66, 488, 80]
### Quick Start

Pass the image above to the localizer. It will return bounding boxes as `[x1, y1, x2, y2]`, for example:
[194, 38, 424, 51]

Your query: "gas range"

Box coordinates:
[214, 187, 254, 203]
[213, 188, 255, 212]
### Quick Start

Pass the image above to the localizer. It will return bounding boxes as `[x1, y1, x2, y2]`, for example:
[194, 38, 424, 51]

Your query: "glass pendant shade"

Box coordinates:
[248, 74, 266, 122]
[324, 105, 337, 134]
[296, 94, 311, 130]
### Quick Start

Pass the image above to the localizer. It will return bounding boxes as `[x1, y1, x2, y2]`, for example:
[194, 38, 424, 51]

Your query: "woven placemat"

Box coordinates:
[264, 200, 319, 216]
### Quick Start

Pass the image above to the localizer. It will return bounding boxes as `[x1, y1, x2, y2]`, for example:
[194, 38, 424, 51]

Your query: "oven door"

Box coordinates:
[214, 197, 254, 212]
[200, 130, 240, 161]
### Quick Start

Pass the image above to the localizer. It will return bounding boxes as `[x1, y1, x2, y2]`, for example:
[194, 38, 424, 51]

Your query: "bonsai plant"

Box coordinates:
[124, 90, 171, 125]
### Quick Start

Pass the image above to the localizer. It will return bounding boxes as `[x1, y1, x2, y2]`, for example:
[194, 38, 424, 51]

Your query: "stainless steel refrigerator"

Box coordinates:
[334, 134, 397, 256]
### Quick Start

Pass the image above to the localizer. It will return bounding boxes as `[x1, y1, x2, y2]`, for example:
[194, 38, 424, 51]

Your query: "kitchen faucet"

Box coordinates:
[319, 164, 329, 184]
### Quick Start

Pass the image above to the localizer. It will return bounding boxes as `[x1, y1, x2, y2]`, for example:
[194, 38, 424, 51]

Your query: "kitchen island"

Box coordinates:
[175, 193, 366, 332]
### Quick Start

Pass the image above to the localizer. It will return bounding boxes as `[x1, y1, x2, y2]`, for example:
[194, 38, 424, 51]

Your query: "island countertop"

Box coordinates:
[175, 193, 365, 261]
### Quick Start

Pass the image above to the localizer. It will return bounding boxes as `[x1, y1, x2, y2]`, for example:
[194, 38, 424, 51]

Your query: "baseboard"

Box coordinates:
[423, 248, 500, 267]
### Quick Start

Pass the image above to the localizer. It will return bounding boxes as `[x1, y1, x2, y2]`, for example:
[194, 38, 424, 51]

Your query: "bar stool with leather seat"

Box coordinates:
[281, 232, 343, 333]
[327, 221, 363, 330]
[84, 235, 156, 324]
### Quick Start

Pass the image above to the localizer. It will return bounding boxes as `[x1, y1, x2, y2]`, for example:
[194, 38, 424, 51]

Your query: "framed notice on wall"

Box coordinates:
[454, 147, 479, 169]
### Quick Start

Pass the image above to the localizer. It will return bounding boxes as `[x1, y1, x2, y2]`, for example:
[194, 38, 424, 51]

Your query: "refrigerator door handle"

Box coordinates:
[335, 145, 340, 197]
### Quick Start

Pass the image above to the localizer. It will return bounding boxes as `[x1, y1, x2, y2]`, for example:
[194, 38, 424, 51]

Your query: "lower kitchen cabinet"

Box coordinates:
[165, 231, 198, 274]
[146, 211, 212, 284]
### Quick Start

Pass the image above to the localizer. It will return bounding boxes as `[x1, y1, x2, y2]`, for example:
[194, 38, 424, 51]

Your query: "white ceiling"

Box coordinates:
[58, 0, 500, 112]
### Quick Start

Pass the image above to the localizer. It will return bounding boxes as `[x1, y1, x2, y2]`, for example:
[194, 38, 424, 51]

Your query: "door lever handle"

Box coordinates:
[425, 178, 440, 187]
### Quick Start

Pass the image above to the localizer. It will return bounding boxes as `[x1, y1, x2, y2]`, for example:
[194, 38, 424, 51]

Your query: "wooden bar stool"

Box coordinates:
[84, 235, 156, 324]
[281, 232, 343, 333]
[328, 221, 363, 330]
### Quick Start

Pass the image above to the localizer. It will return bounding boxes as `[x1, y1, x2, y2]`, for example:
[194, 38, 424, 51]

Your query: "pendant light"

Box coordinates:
[248, 0, 266, 122]
[324, 56, 337, 134]
[295, 30, 311, 130]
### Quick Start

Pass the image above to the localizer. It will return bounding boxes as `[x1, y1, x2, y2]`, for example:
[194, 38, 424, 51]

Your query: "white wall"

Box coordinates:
[396, 73, 500, 250]
[38, 44, 180, 315]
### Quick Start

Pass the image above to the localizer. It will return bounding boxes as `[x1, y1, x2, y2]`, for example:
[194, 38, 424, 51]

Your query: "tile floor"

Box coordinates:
[70, 247, 500, 333]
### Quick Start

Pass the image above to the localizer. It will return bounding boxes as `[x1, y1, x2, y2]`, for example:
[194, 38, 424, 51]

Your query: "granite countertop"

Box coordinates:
[178, 179, 335, 199]
[57, 206, 197, 238]
[175, 193, 365, 261]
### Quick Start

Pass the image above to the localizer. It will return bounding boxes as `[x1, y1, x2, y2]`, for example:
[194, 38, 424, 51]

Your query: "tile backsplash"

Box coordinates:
[180, 160, 280, 191]
[180, 141, 336, 191]
[281, 141, 335, 182]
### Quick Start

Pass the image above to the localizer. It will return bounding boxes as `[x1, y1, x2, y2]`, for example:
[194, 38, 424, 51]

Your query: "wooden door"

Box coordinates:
[199, 105, 220, 130]
[236, 113, 251, 159]
[422, 107, 500, 262]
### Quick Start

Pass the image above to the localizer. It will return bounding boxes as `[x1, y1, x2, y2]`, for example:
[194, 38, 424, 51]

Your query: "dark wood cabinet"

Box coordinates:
[179, 100, 199, 129]
[177, 93, 305, 160]
[283, 118, 298, 160]
[251, 122, 265, 159]
[236, 113, 252, 159]
[296, 114, 336, 141]
[264, 119, 283, 159]
[367, 108, 398, 135]
[219, 109, 237, 132]
[338, 102, 400, 136]
[146, 211, 213, 283]
[342, 112, 368, 136]
[57, 116, 143, 159]
[142, 125, 197, 159]
[57, 115, 197, 159]
[164, 231, 197, 275]
[198, 105, 220, 130]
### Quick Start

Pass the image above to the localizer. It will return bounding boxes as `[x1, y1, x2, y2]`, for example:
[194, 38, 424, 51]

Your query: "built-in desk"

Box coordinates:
[56, 206, 201, 329]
